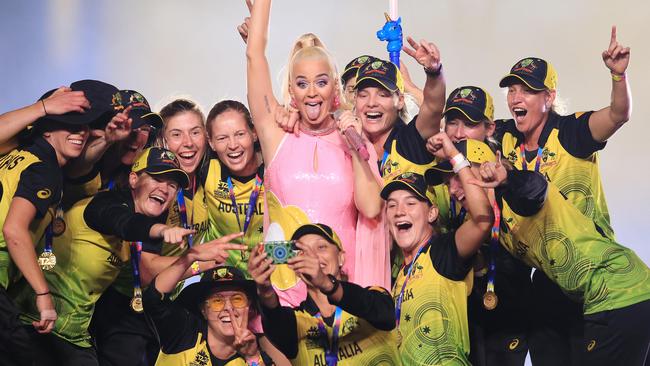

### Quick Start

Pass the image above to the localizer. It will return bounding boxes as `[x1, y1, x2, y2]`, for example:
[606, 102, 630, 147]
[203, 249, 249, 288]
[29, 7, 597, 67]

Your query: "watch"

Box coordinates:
[320, 274, 340, 296]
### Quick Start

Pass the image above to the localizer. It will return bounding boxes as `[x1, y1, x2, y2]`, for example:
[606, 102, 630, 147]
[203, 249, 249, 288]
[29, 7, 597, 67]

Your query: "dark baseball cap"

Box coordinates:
[131, 147, 190, 188]
[355, 59, 404, 93]
[341, 55, 378, 85]
[380, 172, 431, 204]
[111, 90, 163, 129]
[499, 57, 557, 91]
[425, 139, 496, 186]
[444, 86, 494, 123]
[37, 79, 118, 127]
[291, 223, 343, 250]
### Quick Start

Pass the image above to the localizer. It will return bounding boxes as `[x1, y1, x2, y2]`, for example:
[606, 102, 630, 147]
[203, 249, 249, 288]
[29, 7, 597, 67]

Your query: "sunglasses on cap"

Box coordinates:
[204, 293, 249, 312]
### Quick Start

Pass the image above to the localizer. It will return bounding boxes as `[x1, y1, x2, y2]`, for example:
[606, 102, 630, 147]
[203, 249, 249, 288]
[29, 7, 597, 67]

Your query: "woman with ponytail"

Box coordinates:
[244, 0, 388, 306]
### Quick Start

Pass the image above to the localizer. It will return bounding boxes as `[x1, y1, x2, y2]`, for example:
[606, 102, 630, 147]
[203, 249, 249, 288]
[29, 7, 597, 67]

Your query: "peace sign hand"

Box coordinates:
[602, 25, 630, 75]
[228, 307, 258, 358]
[402, 36, 442, 72]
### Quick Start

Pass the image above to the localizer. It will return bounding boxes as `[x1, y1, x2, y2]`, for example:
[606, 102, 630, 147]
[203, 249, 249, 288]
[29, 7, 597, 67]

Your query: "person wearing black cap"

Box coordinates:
[468, 152, 650, 366]
[0, 85, 91, 154]
[248, 223, 400, 365]
[431, 87, 532, 366]
[10, 147, 193, 365]
[340, 55, 378, 105]
[496, 27, 632, 366]
[0, 79, 117, 365]
[384, 133, 492, 365]
[143, 238, 281, 366]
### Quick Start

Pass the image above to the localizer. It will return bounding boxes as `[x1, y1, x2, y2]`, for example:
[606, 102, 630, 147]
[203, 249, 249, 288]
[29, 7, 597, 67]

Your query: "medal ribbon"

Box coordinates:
[450, 198, 467, 229]
[106, 179, 116, 191]
[226, 174, 262, 235]
[130, 241, 143, 306]
[42, 207, 63, 255]
[380, 150, 389, 172]
[314, 307, 343, 366]
[486, 200, 501, 295]
[176, 189, 194, 248]
[394, 244, 426, 328]
[519, 144, 543, 172]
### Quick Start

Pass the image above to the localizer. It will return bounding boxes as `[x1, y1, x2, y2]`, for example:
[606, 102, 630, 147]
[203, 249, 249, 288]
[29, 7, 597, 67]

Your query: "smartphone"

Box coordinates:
[263, 240, 298, 264]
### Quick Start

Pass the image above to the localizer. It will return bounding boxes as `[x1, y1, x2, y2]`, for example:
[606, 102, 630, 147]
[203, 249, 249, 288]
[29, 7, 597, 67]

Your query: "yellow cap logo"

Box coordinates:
[37, 189, 52, 199]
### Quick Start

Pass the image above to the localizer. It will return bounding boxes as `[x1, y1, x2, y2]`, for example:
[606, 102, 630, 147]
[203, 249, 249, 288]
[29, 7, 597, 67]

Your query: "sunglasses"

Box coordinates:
[205, 293, 249, 312]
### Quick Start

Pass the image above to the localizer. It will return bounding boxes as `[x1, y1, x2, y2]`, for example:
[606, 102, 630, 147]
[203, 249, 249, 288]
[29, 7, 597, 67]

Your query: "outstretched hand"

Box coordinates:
[191, 232, 246, 263]
[602, 25, 630, 75]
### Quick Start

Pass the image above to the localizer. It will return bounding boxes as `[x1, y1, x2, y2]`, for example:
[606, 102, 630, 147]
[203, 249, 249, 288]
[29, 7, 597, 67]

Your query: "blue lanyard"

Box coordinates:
[394, 244, 426, 328]
[450, 198, 467, 228]
[380, 150, 389, 172]
[226, 175, 262, 235]
[520, 144, 543, 172]
[314, 307, 343, 366]
[176, 189, 194, 248]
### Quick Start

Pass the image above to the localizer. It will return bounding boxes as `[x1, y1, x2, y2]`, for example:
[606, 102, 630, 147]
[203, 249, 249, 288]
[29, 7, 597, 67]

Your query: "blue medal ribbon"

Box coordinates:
[450, 198, 467, 229]
[176, 189, 194, 248]
[520, 144, 543, 172]
[314, 307, 343, 366]
[394, 244, 426, 328]
[486, 201, 501, 296]
[226, 174, 262, 235]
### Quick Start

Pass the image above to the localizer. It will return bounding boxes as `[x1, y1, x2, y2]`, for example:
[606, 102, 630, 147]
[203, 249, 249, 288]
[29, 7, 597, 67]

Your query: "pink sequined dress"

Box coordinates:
[264, 130, 389, 306]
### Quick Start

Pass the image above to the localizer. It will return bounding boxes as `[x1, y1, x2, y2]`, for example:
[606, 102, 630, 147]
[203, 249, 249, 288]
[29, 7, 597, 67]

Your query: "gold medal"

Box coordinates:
[483, 291, 498, 310]
[52, 217, 66, 236]
[130, 295, 144, 313]
[38, 251, 56, 271]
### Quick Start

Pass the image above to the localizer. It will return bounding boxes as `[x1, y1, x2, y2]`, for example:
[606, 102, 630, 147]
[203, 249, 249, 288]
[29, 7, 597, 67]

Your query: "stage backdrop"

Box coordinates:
[1, 0, 647, 267]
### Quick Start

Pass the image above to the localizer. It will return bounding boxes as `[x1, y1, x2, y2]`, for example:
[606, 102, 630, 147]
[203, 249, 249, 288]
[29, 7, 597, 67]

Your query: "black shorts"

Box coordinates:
[0, 286, 36, 366]
[583, 299, 650, 366]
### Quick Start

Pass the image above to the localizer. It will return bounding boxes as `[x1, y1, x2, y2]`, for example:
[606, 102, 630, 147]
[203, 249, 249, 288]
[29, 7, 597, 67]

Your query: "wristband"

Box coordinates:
[190, 261, 201, 276]
[451, 153, 471, 173]
[424, 63, 443, 77]
[36, 291, 50, 296]
[41, 100, 48, 115]
[611, 72, 626, 82]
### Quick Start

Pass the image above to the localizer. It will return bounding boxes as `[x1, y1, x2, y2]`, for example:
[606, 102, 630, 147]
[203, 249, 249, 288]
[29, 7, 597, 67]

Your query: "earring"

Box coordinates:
[290, 98, 297, 109]
[333, 95, 340, 110]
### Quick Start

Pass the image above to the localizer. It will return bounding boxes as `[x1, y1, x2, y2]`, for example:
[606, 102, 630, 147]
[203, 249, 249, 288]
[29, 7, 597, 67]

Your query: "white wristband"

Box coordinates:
[451, 153, 470, 173]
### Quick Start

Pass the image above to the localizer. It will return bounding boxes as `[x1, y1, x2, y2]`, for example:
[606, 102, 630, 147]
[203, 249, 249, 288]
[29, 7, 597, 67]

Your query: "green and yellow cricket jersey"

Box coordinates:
[392, 233, 473, 365]
[14, 195, 129, 347]
[498, 170, 650, 315]
[201, 158, 264, 276]
[0, 137, 60, 289]
[499, 111, 614, 240]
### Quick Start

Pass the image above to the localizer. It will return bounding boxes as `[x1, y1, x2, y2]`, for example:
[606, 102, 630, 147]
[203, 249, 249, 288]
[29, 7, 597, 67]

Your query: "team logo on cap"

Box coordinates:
[352, 56, 371, 67]
[513, 58, 538, 74]
[111, 92, 124, 110]
[452, 88, 478, 105]
[366, 60, 389, 76]
[214, 267, 233, 280]
[111, 91, 150, 111]
[398, 172, 417, 184]
[159, 150, 179, 167]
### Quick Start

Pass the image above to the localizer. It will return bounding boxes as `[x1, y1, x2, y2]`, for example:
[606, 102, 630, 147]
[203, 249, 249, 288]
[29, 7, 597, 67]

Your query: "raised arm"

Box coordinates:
[403, 37, 445, 140]
[0, 87, 89, 154]
[245, 0, 285, 162]
[588, 25, 632, 142]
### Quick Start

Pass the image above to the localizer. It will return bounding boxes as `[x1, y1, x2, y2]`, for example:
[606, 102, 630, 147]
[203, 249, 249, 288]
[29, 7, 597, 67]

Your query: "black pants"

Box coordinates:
[0, 287, 35, 366]
[583, 299, 650, 366]
[529, 270, 584, 366]
[24, 329, 98, 366]
[90, 287, 159, 366]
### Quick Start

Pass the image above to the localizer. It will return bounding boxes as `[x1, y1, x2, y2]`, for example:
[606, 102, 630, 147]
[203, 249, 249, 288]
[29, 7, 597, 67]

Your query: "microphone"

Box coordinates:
[332, 110, 370, 161]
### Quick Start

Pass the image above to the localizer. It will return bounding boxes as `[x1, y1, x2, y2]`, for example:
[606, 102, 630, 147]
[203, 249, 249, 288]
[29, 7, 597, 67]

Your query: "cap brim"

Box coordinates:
[355, 77, 398, 93]
[291, 224, 342, 249]
[175, 279, 257, 315]
[444, 105, 486, 123]
[145, 166, 190, 189]
[131, 110, 163, 129]
[341, 67, 359, 84]
[424, 162, 453, 186]
[498, 74, 547, 91]
[380, 180, 431, 203]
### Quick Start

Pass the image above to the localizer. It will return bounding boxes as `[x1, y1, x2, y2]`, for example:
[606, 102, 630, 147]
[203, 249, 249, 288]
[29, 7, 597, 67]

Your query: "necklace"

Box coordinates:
[299, 121, 337, 136]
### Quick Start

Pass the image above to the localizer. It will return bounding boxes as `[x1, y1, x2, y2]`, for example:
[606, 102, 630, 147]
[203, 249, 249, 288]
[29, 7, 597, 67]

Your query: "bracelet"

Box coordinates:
[36, 291, 50, 296]
[611, 72, 626, 82]
[41, 100, 48, 115]
[190, 261, 201, 276]
[451, 153, 471, 173]
[424, 63, 443, 77]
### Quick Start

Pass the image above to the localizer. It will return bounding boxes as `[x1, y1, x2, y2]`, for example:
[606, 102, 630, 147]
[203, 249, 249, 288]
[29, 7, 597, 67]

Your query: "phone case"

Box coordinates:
[263, 240, 297, 264]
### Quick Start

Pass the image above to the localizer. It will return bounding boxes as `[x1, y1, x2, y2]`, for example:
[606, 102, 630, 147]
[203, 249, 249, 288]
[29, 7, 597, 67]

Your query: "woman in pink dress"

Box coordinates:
[245, 0, 388, 305]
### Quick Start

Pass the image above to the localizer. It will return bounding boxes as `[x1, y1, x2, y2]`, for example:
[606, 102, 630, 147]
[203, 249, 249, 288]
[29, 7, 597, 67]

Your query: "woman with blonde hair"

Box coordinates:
[245, 0, 387, 305]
